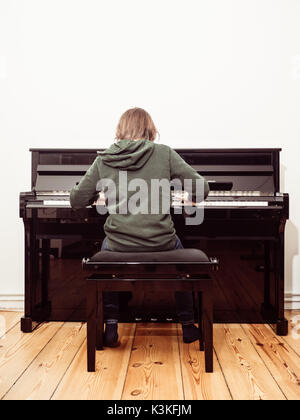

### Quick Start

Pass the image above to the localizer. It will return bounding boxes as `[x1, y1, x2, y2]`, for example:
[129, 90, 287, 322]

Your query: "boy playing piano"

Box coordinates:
[70, 108, 209, 347]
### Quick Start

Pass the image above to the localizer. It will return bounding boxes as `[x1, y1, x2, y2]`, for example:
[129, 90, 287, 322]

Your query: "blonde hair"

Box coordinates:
[116, 108, 157, 141]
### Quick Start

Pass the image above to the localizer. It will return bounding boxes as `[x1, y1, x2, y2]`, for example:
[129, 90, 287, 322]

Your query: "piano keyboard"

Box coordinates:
[203, 201, 269, 207]
[43, 199, 269, 207]
[208, 190, 274, 197]
[174, 201, 269, 207]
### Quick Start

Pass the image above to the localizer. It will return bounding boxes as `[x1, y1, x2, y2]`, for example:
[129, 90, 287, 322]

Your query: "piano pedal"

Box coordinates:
[50, 248, 59, 258]
[134, 316, 143, 322]
[166, 317, 174, 322]
[134, 311, 145, 322]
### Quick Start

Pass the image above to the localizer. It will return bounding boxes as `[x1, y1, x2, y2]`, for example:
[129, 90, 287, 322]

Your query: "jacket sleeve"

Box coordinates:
[70, 158, 101, 210]
[169, 148, 210, 201]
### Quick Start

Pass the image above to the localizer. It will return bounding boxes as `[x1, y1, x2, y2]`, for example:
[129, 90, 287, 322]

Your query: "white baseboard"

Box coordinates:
[285, 293, 300, 310]
[0, 293, 299, 312]
[0, 295, 24, 311]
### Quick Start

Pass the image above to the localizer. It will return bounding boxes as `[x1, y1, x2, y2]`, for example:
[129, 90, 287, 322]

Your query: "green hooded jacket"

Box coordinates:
[70, 140, 209, 252]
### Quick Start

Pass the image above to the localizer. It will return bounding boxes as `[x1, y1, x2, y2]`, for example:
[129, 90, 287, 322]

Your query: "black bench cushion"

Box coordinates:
[89, 248, 210, 264]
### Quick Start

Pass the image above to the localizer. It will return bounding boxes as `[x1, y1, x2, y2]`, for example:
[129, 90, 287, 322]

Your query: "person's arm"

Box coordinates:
[169, 148, 209, 201]
[70, 158, 100, 210]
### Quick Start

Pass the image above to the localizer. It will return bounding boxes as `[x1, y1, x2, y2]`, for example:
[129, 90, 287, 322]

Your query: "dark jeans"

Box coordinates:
[101, 237, 195, 324]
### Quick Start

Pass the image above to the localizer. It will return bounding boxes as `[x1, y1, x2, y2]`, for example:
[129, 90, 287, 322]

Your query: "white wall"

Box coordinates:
[0, 0, 300, 309]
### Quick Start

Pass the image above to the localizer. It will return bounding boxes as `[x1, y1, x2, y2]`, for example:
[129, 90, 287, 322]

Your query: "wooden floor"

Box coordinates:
[0, 311, 300, 400]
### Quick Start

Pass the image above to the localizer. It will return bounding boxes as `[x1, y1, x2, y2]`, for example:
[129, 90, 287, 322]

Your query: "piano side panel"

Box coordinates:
[272, 149, 280, 192]
[31, 151, 39, 189]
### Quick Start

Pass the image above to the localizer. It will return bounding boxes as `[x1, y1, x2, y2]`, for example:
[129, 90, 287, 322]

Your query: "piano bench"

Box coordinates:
[83, 249, 218, 373]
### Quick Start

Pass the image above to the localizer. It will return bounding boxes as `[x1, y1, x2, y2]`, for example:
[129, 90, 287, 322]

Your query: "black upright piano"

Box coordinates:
[19, 148, 289, 335]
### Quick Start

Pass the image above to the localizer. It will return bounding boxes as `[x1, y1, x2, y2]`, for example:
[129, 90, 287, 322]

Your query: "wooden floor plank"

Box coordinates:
[283, 311, 300, 356]
[122, 323, 184, 400]
[1, 312, 299, 400]
[243, 324, 300, 400]
[3, 323, 85, 400]
[177, 325, 232, 400]
[0, 322, 63, 399]
[52, 323, 135, 400]
[0, 312, 22, 337]
[214, 324, 286, 400]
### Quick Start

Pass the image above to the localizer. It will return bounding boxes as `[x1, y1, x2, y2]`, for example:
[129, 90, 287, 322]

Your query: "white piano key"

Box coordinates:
[44, 200, 71, 206]
[196, 201, 269, 207]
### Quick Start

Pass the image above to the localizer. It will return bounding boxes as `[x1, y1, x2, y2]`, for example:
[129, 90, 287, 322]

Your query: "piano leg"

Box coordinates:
[276, 319, 289, 336]
[21, 219, 37, 333]
[21, 317, 33, 333]
[261, 241, 276, 321]
[275, 229, 288, 336]
[21, 212, 47, 333]
[263, 241, 271, 306]
[41, 239, 51, 317]
[32, 237, 52, 323]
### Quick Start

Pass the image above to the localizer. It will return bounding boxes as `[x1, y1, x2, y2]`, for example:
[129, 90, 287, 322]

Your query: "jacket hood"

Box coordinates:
[99, 139, 155, 170]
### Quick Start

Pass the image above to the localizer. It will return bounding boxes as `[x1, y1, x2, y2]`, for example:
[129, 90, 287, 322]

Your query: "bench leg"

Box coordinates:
[203, 288, 213, 373]
[96, 289, 104, 350]
[87, 281, 97, 372]
[197, 292, 204, 351]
